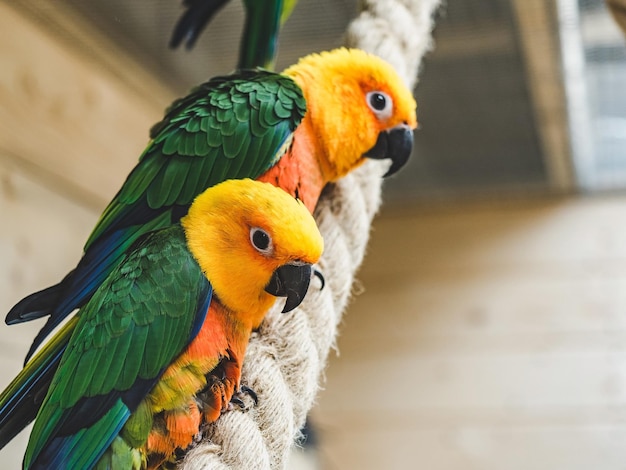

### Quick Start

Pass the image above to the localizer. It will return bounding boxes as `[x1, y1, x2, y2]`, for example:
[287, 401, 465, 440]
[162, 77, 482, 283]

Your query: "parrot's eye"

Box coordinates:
[250, 227, 273, 254]
[366, 91, 393, 120]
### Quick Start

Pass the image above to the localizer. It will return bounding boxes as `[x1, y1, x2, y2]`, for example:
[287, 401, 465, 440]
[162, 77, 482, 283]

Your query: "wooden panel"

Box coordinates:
[512, 0, 574, 190]
[318, 425, 626, 470]
[0, 2, 173, 208]
[314, 196, 626, 469]
[0, 158, 97, 469]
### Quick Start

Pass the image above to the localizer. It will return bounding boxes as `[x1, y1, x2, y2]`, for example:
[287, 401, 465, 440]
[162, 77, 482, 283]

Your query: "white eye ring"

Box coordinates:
[366, 91, 393, 120]
[250, 227, 273, 255]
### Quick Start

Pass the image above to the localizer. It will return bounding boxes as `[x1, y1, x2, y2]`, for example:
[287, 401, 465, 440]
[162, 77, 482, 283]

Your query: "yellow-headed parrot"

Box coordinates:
[21, 179, 323, 469]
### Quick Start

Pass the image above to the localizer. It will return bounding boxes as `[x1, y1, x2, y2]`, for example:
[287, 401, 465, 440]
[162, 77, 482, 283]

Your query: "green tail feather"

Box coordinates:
[0, 316, 77, 451]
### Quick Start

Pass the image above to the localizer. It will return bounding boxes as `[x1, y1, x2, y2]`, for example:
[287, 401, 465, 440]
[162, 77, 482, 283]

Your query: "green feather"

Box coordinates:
[194, 131, 209, 156]
[163, 159, 192, 206]
[184, 117, 201, 133]
[209, 154, 233, 183]
[223, 121, 249, 158]
[120, 401, 152, 449]
[162, 131, 183, 156]
[250, 106, 268, 137]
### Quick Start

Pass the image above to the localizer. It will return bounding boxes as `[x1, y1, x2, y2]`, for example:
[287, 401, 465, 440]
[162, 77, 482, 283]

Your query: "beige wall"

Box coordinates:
[0, 160, 97, 469]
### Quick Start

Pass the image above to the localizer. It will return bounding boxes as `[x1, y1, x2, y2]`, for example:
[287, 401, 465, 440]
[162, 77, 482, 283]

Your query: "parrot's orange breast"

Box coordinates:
[257, 122, 326, 213]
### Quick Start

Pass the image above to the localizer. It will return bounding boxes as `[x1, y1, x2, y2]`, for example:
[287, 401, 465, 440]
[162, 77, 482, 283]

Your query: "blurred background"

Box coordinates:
[1, 0, 626, 468]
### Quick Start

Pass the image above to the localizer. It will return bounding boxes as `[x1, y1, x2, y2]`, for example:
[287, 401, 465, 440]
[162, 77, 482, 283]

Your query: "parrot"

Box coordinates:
[20, 178, 324, 470]
[0, 47, 417, 450]
[169, 0, 298, 69]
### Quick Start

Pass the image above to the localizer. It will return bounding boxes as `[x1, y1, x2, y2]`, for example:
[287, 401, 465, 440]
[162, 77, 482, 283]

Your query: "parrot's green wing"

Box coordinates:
[86, 69, 305, 249]
[24, 226, 212, 470]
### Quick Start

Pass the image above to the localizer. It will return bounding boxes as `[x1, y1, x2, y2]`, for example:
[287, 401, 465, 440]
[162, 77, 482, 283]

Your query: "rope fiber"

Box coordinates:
[180, 1, 442, 467]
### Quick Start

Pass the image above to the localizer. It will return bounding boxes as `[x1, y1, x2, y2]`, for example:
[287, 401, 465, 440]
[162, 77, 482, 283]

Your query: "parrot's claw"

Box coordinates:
[239, 385, 259, 406]
[229, 385, 258, 412]
[313, 268, 325, 290]
[229, 396, 245, 410]
[241, 385, 258, 405]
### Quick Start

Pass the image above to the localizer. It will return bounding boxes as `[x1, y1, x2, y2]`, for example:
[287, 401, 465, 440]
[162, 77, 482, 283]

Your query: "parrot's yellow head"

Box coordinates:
[181, 179, 324, 324]
[283, 47, 418, 179]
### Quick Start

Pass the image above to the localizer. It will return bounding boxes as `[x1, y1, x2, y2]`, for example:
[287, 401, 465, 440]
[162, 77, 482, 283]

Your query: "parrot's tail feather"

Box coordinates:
[24, 318, 65, 365]
[237, 0, 283, 69]
[0, 317, 73, 451]
[169, 0, 230, 50]
[5, 282, 63, 325]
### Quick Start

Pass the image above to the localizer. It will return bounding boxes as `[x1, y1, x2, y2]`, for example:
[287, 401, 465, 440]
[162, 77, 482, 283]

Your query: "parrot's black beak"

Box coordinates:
[265, 262, 313, 313]
[365, 124, 414, 177]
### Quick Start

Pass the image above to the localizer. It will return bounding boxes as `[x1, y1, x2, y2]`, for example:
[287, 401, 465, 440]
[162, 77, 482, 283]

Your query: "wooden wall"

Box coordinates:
[315, 196, 626, 469]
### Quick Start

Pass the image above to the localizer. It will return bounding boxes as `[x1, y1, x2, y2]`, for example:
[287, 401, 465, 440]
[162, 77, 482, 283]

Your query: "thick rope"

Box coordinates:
[180, 1, 441, 468]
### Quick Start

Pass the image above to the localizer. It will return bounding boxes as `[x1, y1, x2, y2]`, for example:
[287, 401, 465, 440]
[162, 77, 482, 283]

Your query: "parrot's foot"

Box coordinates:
[229, 385, 258, 412]
[313, 268, 325, 290]
[197, 374, 235, 422]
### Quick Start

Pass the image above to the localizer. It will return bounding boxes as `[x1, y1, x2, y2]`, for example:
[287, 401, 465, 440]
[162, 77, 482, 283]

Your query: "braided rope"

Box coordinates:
[180, 1, 441, 467]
